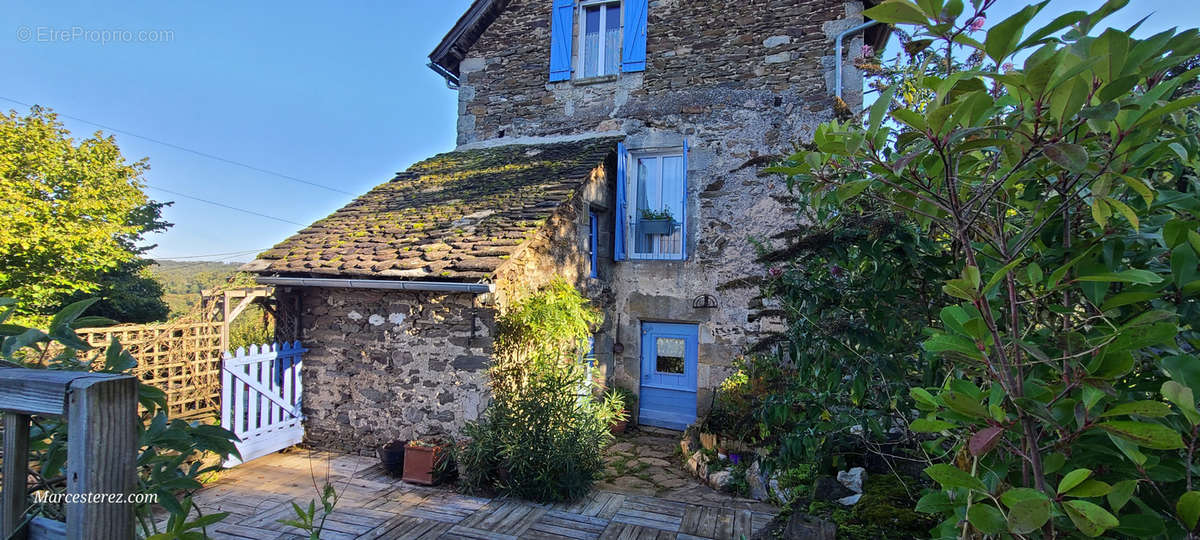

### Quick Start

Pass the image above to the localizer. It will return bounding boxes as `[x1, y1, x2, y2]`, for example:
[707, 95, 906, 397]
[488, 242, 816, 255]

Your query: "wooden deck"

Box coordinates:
[182, 450, 776, 540]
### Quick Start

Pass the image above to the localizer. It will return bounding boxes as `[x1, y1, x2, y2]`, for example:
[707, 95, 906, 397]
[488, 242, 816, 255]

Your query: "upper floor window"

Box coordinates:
[549, 0, 647, 82]
[580, 1, 621, 78]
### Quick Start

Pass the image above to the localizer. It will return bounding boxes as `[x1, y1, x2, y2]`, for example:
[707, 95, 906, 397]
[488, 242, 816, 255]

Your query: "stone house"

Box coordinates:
[245, 0, 885, 452]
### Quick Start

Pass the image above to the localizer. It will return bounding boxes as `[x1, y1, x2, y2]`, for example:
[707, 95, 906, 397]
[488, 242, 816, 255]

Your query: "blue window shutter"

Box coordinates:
[589, 212, 599, 277]
[549, 0, 575, 81]
[621, 0, 648, 72]
[615, 143, 627, 261]
[680, 139, 688, 260]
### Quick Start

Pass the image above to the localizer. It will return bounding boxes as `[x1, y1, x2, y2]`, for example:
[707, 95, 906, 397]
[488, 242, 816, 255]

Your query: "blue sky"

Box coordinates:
[2, 1, 1198, 263]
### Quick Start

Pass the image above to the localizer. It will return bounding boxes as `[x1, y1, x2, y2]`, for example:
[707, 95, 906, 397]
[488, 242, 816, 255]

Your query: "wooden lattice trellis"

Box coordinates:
[78, 320, 223, 420]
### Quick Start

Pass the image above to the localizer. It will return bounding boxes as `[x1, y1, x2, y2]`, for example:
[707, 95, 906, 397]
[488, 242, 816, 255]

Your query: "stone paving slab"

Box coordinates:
[171, 443, 775, 540]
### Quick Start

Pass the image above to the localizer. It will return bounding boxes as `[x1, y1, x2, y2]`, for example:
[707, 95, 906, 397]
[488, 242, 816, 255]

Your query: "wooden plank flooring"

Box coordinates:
[173, 451, 775, 540]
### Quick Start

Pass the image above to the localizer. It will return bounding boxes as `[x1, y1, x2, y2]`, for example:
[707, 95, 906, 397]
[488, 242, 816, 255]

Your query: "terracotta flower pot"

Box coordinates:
[611, 409, 629, 434]
[402, 443, 445, 486]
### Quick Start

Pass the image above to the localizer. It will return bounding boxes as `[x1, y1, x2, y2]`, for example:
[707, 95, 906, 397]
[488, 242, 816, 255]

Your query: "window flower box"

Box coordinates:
[639, 218, 676, 235]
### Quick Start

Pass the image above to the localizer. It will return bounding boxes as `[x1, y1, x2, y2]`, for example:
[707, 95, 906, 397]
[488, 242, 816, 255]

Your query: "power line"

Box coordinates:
[147, 186, 306, 226]
[0, 96, 354, 195]
[152, 248, 267, 260]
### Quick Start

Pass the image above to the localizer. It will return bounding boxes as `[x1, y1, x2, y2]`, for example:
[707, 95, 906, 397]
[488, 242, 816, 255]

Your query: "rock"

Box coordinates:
[747, 461, 769, 501]
[849, 424, 864, 436]
[708, 469, 732, 491]
[639, 457, 671, 467]
[686, 451, 707, 477]
[765, 52, 792, 64]
[812, 476, 853, 502]
[768, 475, 792, 503]
[837, 467, 867, 494]
[610, 442, 634, 453]
[837, 493, 862, 506]
[782, 513, 837, 540]
[763, 35, 791, 48]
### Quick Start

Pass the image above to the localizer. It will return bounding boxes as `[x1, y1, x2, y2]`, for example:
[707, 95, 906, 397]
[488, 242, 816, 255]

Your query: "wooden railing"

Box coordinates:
[0, 368, 137, 539]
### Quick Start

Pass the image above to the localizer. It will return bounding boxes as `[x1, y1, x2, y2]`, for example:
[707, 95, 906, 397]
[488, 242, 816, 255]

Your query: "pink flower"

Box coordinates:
[1002, 62, 1015, 73]
[860, 44, 874, 58]
[769, 267, 783, 278]
[969, 16, 986, 32]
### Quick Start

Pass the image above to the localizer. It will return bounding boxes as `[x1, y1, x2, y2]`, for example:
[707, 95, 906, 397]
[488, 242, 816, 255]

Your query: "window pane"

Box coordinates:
[634, 157, 658, 254]
[660, 156, 684, 256]
[583, 7, 601, 77]
[656, 338, 686, 374]
[604, 4, 621, 75]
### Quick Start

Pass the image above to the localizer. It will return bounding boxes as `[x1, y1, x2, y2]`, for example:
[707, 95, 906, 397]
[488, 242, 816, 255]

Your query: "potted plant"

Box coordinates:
[377, 440, 406, 476]
[638, 208, 676, 235]
[604, 386, 637, 434]
[403, 439, 448, 486]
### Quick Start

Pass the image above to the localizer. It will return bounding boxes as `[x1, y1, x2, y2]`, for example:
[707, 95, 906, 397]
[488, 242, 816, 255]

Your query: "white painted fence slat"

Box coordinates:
[220, 341, 305, 466]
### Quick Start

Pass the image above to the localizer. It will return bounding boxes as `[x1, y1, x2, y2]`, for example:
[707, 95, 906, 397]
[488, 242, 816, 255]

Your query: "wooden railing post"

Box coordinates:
[65, 376, 138, 539]
[3, 412, 30, 540]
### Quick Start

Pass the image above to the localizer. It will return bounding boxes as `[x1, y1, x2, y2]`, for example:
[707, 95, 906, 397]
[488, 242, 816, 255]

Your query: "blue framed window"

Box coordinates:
[579, 0, 622, 78]
[624, 149, 687, 260]
[588, 212, 599, 277]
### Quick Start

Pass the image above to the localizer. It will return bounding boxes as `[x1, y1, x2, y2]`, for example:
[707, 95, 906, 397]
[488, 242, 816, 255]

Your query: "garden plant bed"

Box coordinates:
[599, 427, 775, 512]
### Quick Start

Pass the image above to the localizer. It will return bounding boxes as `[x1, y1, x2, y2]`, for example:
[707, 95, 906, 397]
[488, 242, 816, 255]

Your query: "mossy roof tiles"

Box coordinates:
[243, 137, 618, 281]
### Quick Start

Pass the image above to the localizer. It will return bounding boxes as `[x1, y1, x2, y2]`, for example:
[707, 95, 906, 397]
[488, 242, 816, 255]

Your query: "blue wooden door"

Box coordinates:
[638, 322, 698, 430]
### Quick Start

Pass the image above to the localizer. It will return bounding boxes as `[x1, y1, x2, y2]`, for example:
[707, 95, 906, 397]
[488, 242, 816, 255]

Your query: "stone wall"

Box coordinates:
[456, 0, 868, 146]
[454, 0, 869, 417]
[288, 287, 495, 454]
[489, 155, 619, 387]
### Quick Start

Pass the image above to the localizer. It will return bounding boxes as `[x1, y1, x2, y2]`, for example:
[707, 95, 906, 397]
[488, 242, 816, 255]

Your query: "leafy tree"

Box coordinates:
[61, 260, 169, 323]
[771, 0, 1200, 536]
[0, 106, 169, 318]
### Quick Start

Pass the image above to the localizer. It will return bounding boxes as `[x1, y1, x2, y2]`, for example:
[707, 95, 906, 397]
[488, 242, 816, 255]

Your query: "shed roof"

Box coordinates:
[243, 137, 618, 281]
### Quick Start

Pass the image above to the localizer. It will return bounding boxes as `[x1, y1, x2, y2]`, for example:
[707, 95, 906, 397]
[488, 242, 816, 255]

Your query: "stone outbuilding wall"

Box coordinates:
[455, 0, 871, 414]
[286, 287, 495, 453]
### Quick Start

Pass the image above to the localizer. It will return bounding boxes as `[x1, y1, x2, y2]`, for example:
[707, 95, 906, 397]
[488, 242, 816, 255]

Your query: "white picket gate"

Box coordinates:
[220, 341, 305, 466]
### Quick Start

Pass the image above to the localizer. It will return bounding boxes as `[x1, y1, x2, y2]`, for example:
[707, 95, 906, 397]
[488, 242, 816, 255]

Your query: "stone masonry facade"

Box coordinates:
[266, 0, 872, 450]
[455, 0, 869, 412]
[287, 287, 496, 453]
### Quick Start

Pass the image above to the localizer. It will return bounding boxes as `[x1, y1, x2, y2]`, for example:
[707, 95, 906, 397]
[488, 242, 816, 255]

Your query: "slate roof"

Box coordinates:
[243, 137, 619, 281]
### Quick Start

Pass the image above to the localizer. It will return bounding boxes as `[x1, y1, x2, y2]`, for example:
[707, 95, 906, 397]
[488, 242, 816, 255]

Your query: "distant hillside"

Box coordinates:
[150, 260, 251, 318]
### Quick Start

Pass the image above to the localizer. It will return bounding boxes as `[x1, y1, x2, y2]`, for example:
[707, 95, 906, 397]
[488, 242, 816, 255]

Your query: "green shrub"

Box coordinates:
[775, 1, 1200, 536]
[456, 279, 618, 502]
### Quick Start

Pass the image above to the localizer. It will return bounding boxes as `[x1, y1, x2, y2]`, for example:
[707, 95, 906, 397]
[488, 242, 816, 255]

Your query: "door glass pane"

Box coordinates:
[604, 4, 621, 75]
[583, 7, 601, 77]
[656, 337, 685, 374]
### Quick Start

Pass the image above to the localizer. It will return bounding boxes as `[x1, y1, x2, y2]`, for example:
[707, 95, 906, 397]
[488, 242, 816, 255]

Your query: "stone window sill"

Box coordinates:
[572, 74, 619, 86]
